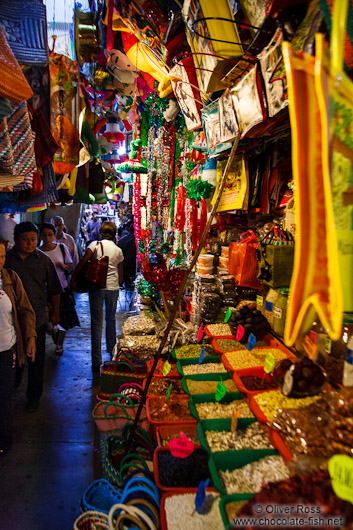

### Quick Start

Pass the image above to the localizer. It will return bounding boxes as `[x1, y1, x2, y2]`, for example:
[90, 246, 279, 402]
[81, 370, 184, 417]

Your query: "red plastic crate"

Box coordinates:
[153, 446, 205, 493]
[142, 377, 186, 399]
[268, 428, 293, 462]
[160, 488, 219, 529]
[146, 359, 181, 378]
[204, 324, 234, 339]
[146, 396, 198, 441]
[232, 367, 278, 397]
[156, 423, 199, 448]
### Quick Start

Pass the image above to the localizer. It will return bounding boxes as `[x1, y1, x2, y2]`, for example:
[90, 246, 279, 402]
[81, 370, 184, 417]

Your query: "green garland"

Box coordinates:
[185, 180, 213, 201]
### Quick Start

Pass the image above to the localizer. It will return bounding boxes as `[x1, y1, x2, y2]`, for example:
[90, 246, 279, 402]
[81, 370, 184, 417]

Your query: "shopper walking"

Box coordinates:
[52, 215, 79, 269]
[39, 223, 80, 355]
[0, 240, 37, 455]
[71, 221, 123, 371]
[86, 215, 101, 245]
[5, 222, 62, 412]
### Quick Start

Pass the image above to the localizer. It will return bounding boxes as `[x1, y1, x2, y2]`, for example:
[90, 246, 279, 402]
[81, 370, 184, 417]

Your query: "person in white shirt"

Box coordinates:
[51, 216, 79, 269]
[71, 222, 123, 370]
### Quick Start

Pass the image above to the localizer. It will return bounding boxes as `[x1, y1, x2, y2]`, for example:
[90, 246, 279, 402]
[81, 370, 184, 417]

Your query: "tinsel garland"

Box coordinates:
[191, 198, 198, 252]
[198, 198, 208, 244]
[185, 179, 213, 202]
[175, 185, 186, 232]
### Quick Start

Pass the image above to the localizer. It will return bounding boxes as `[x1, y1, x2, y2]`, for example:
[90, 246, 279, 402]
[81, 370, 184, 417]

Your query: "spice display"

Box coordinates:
[273, 288, 289, 337]
[239, 375, 277, 392]
[237, 470, 353, 527]
[157, 448, 210, 488]
[205, 422, 273, 452]
[326, 389, 353, 456]
[121, 314, 157, 336]
[182, 362, 227, 375]
[229, 306, 270, 343]
[174, 344, 214, 359]
[220, 455, 290, 494]
[147, 359, 180, 377]
[159, 431, 199, 447]
[148, 395, 194, 422]
[164, 492, 223, 530]
[119, 335, 160, 359]
[271, 397, 330, 458]
[264, 288, 279, 327]
[273, 356, 326, 397]
[196, 400, 254, 420]
[224, 347, 287, 371]
[216, 339, 246, 351]
[147, 377, 184, 396]
[186, 378, 238, 394]
[205, 323, 233, 336]
[253, 390, 323, 421]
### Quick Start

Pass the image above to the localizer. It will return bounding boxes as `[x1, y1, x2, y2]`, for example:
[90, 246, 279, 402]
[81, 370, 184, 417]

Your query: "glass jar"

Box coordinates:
[264, 288, 279, 328]
[273, 288, 289, 338]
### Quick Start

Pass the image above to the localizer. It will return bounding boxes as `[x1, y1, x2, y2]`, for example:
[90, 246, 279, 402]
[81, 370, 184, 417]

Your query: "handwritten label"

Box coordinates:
[224, 308, 232, 323]
[325, 338, 332, 354]
[169, 431, 195, 459]
[231, 410, 241, 433]
[215, 379, 226, 402]
[328, 454, 353, 504]
[236, 325, 245, 341]
[264, 352, 276, 374]
[165, 383, 172, 400]
[199, 344, 205, 364]
[163, 360, 172, 376]
[195, 478, 210, 514]
[197, 323, 204, 342]
[256, 295, 263, 307]
[247, 333, 256, 351]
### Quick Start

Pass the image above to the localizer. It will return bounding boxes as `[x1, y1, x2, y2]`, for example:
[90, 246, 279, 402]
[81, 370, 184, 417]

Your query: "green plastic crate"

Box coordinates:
[208, 449, 279, 496]
[172, 344, 215, 361]
[219, 494, 254, 529]
[188, 392, 243, 421]
[176, 357, 227, 377]
[181, 373, 235, 395]
[196, 418, 257, 454]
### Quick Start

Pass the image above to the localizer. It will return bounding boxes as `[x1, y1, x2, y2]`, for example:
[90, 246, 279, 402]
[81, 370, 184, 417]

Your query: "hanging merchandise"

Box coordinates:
[74, 7, 99, 67]
[219, 88, 239, 143]
[49, 51, 80, 174]
[282, 36, 343, 346]
[211, 156, 249, 212]
[257, 28, 288, 118]
[201, 99, 232, 158]
[315, 4, 353, 313]
[0, 27, 33, 105]
[182, 0, 243, 94]
[0, 0, 49, 66]
[229, 230, 262, 290]
[169, 57, 202, 131]
[230, 65, 266, 138]
[257, 226, 295, 288]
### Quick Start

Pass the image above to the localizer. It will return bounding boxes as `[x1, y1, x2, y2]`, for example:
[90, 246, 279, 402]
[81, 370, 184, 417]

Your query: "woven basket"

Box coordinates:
[92, 394, 149, 435]
[0, 27, 33, 104]
[100, 357, 146, 395]
[72, 510, 110, 530]
[81, 478, 121, 514]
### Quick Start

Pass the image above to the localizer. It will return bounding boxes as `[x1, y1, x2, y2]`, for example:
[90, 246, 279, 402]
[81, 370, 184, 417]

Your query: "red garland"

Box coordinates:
[198, 198, 208, 243]
[191, 199, 198, 252]
[174, 185, 186, 231]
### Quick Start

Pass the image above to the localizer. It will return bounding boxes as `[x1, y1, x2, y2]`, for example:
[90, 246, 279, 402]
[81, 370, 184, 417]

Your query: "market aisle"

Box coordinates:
[0, 291, 128, 530]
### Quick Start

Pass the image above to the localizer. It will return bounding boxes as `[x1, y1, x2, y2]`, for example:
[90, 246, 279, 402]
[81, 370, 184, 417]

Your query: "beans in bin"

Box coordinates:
[229, 306, 270, 343]
[157, 449, 210, 488]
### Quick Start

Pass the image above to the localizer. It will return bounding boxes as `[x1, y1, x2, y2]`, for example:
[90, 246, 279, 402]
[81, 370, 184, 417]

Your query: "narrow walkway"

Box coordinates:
[0, 291, 129, 530]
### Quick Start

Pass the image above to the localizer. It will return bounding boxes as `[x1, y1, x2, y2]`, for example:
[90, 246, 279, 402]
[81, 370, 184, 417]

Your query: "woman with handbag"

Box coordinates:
[39, 223, 80, 355]
[0, 240, 36, 456]
[71, 222, 124, 372]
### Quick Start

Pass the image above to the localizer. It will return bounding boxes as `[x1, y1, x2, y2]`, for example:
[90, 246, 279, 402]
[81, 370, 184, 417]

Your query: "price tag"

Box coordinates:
[328, 454, 353, 504]
[256, 295, 263, 307]
[236, 324, 245, 341]
[265, 301, 273, 312]
[224, 308, 232, 323]
[169, 431, 195, 459]
[325, 338, 332, 354]
[215, 379, 226, 402]
[247, 333, 256, 351]
[264, 352, 276, 374]
[231, 410, 241, 433]
[165, 383, 172, 400]
[197, 323, 204, 342]
[195, 478, 210, 514]
[198, 344, 205, 364]
[163, 360, 172, 376]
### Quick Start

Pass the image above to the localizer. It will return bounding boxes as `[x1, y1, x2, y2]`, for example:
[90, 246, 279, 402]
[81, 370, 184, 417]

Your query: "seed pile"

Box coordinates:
[206, 323, 233, 336]
[174, 344, 214, 359]
[182, 363, 227, 375]
[224, 348, 287, 370]
[253, 390, 323, 421]
[147, 378, 184, 395]
[158, 449, 209, 488]
[186, 378, 238, 394]
[205, 422, 273, 452]
[196, 400, 254, 420]
[165, 492, 223, 530]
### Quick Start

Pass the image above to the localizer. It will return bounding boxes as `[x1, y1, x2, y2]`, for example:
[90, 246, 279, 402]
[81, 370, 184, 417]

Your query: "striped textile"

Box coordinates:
[0, 0, 49, 66]
[7, 103, 36, 178]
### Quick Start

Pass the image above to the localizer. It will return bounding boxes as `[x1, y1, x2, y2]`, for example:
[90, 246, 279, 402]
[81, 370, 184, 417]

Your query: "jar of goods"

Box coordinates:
[273, 288, 289, 337]
[264, 288, 279, 328]
[326, 313, 353, 385]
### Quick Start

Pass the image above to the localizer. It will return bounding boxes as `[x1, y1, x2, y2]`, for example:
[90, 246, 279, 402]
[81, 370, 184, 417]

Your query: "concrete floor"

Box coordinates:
[0, 291, 131, 530]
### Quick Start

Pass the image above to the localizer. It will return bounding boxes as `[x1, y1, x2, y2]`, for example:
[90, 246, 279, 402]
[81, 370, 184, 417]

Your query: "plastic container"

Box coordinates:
[217, 266, 229, 276]
[153, 446, 208, 492]
[188, 392, 244, 421]
[204, 324, 234, 339]
[156, 423, 199, 447]
[273, 288, 289, 337]
[326, 313, 353, 385]
[146, 396, 197, 440]
[219, 493, 254, 529]
[221, 246, 230, 258]
[176, 357, 227, 377]
[197, 254, 214, 267]
[197, 418, 257, 454]
[219, 256, 229, 269]
[208, 448, 279, 495]
[267, 429, 293, 462]
[181, 373, 236, 395]
[232, 367, 277, 396]
[212, 337, 243, 356]
[161, 488, 220, 530]
[142, 377, 186, 399]
[146, 359, 181, 378]
[197, 265, 213, 276]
